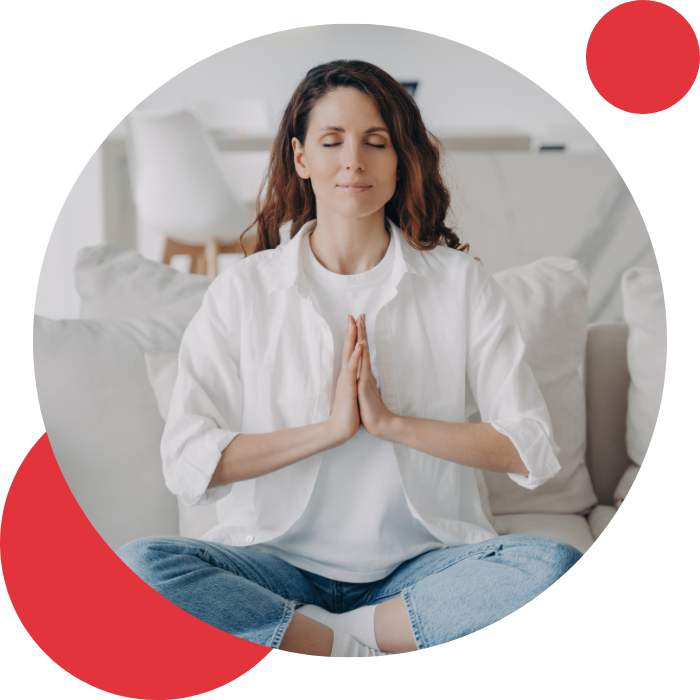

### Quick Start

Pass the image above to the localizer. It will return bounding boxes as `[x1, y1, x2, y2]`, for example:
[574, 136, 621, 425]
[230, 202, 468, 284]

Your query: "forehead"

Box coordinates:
[308, 88, 386, 129]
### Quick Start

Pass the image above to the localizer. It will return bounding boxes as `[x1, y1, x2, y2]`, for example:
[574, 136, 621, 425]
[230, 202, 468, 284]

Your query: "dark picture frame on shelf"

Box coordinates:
[400, 80, 419, 97]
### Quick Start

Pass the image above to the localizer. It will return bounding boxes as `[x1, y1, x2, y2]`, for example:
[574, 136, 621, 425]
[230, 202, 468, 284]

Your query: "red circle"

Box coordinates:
[586, 1, 699, 113]
[1, 435, 270, 698]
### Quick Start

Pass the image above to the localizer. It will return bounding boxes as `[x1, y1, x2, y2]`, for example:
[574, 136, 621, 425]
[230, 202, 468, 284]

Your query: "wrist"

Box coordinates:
[377, 413, 404, 442]
[323, 417, 351, 448]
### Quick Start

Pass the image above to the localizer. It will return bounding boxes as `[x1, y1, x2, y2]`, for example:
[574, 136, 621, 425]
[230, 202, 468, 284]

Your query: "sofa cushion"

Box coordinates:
[75, 243, 211, 319]
[33, 296, 203, 551]
[495, 513, 594, 553]
[621, 267, 666, 466]
[483, 257, 597, 517]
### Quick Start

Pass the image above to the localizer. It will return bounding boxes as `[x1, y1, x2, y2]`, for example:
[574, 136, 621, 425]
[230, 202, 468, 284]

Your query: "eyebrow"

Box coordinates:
[320, 125, 389, 134]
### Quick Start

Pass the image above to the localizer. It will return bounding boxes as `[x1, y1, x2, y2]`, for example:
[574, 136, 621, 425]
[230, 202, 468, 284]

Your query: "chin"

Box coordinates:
[328, 199, 388, 221]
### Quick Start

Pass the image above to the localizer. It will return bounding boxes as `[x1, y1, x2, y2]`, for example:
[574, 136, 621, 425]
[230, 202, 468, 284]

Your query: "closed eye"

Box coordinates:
[322, 143, 387, 148]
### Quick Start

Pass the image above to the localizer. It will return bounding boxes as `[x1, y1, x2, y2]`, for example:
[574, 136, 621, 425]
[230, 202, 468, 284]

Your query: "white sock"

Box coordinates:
[330, 630, 388, 657]
[297, 604, 379, 651]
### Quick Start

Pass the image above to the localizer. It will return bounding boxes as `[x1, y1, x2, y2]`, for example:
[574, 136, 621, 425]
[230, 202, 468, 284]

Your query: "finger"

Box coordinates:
[359, 339, 370, 383]
[356, 340, 366, 381]
[341, 315, 357, 366]
[356, 315, 365, 345]
[348, 340, 363, 375]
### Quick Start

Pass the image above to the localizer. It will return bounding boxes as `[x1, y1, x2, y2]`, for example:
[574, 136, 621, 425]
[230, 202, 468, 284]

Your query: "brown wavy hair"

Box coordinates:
[240, 59, 469, 256]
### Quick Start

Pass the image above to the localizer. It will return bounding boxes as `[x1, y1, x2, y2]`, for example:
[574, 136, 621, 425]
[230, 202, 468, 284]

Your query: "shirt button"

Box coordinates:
[321, 321, 328, 329]
[245, 535, 254, 544]
[323, 383, 331, 392]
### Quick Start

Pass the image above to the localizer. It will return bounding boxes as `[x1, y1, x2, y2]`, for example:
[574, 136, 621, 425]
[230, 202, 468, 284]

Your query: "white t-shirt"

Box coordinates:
[251, 229, 444, 582]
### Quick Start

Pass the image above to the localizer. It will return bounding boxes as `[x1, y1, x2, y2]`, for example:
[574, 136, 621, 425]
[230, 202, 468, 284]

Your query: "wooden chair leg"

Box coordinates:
[205, 238, 220, 278]
[162, 238, 178, 266]
[163, 238, 219, 276]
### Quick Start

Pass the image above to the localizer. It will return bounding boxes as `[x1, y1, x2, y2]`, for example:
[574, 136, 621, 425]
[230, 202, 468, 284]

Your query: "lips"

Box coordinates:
[337, 182, 372, 193]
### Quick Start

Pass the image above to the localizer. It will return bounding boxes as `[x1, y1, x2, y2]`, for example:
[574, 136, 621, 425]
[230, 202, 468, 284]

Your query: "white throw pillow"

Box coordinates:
[145, 351, 220, 538]
[75, 243, 212, 319]
[482, 257, 597, 516]
[621, 267, 666, 466]
[34, 296, 203, 551]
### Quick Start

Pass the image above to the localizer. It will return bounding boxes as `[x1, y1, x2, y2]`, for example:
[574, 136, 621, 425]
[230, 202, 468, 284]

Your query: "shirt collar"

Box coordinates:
[265, 217, 430, 294]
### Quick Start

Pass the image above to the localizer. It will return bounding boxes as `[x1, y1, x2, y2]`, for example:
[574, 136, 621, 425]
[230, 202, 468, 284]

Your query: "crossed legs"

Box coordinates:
[117, 535, 582, 655]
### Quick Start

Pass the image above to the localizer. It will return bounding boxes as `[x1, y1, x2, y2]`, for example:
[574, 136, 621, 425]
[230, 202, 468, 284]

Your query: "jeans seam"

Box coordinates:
[269, 599, 296, 649]
[334, 581, 341, 614]
[369, 544, 504, 604]
[401, 588, 427, 651]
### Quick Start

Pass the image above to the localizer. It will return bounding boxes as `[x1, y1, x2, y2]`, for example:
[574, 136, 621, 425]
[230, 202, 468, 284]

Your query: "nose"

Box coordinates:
[345, 139, 365, 172]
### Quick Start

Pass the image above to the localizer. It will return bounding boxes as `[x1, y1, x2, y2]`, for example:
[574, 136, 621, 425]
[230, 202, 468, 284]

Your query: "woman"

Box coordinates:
[118, 60, 582, 657]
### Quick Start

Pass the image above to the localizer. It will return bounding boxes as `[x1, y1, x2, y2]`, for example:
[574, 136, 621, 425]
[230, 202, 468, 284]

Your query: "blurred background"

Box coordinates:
[35, 24, 656, 322]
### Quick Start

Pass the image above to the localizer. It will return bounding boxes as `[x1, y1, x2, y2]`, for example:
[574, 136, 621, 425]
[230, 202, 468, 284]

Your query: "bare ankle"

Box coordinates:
[278, 611, 334, 656]
[375, 596, 418, 653]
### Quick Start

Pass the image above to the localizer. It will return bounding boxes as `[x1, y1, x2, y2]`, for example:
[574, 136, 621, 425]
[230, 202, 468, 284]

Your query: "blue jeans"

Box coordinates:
[117, 534, 582, 650]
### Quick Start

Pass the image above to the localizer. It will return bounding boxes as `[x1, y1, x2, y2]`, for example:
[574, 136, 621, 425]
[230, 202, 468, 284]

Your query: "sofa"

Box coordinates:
[33, 244, 665, 555]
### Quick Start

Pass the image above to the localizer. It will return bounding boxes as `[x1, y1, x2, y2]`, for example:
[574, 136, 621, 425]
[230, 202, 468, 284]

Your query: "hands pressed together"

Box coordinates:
[327, 314, 396, 443]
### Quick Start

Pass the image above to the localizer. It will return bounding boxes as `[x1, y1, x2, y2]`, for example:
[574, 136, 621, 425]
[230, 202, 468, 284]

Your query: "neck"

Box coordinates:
[308, 207, 390, 275]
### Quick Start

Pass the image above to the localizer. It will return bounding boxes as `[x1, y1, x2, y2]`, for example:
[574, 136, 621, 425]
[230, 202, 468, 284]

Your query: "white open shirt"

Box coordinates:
[162, 218, 562, 549]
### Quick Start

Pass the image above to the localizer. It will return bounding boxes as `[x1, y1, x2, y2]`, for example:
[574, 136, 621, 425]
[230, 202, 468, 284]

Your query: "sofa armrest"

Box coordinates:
[585, 323, 631, 505]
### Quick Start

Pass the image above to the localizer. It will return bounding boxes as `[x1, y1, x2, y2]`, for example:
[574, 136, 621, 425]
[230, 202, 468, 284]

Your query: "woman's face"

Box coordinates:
[292, 88, 399, 223]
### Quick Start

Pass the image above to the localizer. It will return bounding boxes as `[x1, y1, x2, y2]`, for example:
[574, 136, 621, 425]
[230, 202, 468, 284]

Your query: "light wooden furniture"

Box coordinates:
[163, 235, 256, 277]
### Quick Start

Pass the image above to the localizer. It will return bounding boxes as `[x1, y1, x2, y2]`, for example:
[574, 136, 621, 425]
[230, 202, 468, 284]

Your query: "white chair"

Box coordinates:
[126, 109, 254, 277]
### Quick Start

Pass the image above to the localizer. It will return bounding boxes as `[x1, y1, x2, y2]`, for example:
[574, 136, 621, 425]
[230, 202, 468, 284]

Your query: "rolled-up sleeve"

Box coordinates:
[466, 270, 561, 489]
[161, 282, 243, 506]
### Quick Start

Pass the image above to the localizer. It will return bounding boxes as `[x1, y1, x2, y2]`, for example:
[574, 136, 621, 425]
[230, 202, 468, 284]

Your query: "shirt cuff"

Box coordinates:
[490, 417, 562, 490]
[166, 429, 239, 506]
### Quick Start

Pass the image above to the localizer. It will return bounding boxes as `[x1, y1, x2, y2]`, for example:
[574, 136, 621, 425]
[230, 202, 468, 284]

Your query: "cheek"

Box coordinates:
[308, 156, 338, 188]
[382, 155, 399, 184]
[382, 162, 400, 193]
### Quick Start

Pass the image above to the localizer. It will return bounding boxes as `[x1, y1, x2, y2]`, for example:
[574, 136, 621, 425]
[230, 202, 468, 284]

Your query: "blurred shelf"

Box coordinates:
[106, 128, 531, 153]
[209, 129, 531, 152]
[432, 130, 530, 151]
